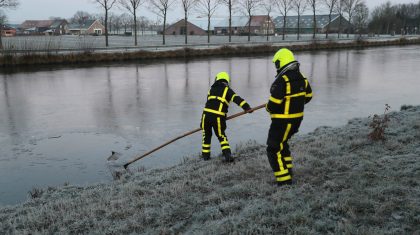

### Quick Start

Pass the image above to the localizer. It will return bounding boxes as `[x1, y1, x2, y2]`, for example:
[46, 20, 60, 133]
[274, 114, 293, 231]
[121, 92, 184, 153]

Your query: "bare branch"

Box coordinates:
[148, 0, 174, 18]
[343, 0, 362, 37]
[93, 0, 117, 10]
[180, 0, 198, 44]
[92, 0, 117, 47]
[275, 0, 293, 40]
[0, 0, 19, 8]
[323, 0, 338, 38]
[119, 0, 145, 46]
[119, 0, 144, 15]
[148, 0, 174, 44]
[307, 0, 318, 39]
[238, 0, 261, 41]
[195, 0, 220, 43]
[219, 0, 238, 42]
[293, 0, 308, 40]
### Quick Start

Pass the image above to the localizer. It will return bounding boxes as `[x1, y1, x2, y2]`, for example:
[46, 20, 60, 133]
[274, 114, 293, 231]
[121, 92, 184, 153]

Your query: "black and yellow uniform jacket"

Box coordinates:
[203, 80, 251, 117]
[266, 62, 313, 119]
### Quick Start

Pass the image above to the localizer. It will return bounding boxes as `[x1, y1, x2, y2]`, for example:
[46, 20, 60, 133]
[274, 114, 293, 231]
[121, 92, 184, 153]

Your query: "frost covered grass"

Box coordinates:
[1, 106, 419, 234]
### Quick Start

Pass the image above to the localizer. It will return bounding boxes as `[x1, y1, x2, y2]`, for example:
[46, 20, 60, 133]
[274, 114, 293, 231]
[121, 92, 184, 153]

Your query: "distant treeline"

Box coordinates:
[369, 1, 420, 35]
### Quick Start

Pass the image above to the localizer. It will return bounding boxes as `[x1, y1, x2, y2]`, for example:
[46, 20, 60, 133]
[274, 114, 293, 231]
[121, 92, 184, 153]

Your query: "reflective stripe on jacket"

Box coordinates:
[203, 80, 249, 116]
[266, 69, 312, 119]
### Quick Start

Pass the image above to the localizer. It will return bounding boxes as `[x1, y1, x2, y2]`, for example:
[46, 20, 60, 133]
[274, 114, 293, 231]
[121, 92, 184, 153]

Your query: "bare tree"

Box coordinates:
[150, 17, 162, 33]
[275, 0, 294, 40]
[343, 0, 361, 38]
[181, 0, 197, 44]
[92, 0, 117, 47]
[334, 0, 344, 38]
[0, 0, 19, 49]
[220, 0, 237, 42]
[196, 0, 220, 43]
[120, 13, 132, 33]
[119, 0, 144, 46]
[239, 0, 261, 41]
[149, 0, 174, 45]
[112, 14, 123, 34]
[70, 11, 94, 24]
[107, 12, 118, 34]
[262, 0, 273, 41]
[323, 0, 338, 38]
[368, 2, 396, 35]
[307, 0, 318, 39]
[353, 1, 368, 37]
[138, 16, 150, 35]
[0, 0, 18, 7]
[293, 0, 308, 40]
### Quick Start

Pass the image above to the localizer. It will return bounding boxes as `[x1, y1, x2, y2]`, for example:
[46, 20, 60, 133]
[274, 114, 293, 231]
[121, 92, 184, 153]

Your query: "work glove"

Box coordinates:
[243, 103, 253, 113]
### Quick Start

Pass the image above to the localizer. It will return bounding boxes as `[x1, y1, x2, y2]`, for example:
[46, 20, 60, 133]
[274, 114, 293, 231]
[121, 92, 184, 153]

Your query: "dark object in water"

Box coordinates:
[106, 151, 127, 180]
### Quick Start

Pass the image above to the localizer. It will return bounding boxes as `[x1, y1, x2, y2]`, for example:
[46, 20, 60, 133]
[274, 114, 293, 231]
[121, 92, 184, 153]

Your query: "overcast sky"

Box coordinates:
[4, 0, 420, 24]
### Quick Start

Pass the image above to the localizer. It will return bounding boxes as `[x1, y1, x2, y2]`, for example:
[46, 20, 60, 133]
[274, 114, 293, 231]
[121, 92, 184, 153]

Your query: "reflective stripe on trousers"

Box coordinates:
[201, 114, 230, 156]
[274, 123, 292, 182]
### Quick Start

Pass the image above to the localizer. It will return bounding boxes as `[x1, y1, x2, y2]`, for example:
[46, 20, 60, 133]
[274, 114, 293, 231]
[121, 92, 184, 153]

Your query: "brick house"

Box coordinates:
[1, 24, 17, 37]
[68, 19, 105, 35]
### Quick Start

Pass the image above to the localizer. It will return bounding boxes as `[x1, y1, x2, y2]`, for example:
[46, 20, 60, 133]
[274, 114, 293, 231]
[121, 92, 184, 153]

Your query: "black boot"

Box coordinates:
[223, 149, 234, 162]
[289, 168, 293, 177]
[202, 152, 211, 161]
[277, 180, 292, 186]
[267, 150, 292, 186]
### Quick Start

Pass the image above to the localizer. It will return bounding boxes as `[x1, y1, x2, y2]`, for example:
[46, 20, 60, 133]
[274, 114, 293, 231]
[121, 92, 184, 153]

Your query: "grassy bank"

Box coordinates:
[0, 105, 419, 234]
[1, 37, 420, 67]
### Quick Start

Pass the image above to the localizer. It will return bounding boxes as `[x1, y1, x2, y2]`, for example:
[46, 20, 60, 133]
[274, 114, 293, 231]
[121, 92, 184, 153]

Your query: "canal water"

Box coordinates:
[1, 45, 419, 205]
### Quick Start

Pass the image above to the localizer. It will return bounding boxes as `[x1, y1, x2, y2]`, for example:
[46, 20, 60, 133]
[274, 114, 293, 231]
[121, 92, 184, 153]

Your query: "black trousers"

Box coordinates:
[201, 113, 231, 158]
[266, 118, 302, 183]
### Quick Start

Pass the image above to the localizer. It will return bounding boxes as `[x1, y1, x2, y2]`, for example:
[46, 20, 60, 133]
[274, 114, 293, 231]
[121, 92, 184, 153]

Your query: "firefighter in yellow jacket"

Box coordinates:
[266, 48, 313, 185]
[201, 72, 252, 162]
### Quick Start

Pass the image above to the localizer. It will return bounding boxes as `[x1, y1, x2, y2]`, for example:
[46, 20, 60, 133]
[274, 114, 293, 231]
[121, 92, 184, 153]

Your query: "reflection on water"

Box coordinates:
[1, 46, 420, 205]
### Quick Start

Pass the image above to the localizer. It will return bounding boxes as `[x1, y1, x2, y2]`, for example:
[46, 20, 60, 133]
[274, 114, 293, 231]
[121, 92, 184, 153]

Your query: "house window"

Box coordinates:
[94, 29, 102, 35]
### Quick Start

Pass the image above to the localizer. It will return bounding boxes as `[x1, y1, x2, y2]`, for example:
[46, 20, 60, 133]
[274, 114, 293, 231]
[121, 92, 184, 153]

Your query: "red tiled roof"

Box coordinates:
[20, 20, 54, 29]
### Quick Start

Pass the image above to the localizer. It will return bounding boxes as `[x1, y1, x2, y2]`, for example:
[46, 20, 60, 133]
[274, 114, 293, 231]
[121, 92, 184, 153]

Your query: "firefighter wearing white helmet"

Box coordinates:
[266, 48, 313, 185]
[200, 71, 252, 162]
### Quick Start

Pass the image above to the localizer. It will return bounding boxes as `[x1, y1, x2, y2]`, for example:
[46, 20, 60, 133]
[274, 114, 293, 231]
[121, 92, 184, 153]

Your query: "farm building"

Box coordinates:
[273, 14, 352, 34]
[213, 15, 275, 36]
[166, 15, 275, 36]
[20, 19, 68, 35]
[164, 19, 207, 35]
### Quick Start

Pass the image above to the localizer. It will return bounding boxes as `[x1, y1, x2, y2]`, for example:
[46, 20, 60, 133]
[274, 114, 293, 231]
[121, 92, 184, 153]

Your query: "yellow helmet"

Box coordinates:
[215, 71, 230, 83]
[272, 48, 295, 69]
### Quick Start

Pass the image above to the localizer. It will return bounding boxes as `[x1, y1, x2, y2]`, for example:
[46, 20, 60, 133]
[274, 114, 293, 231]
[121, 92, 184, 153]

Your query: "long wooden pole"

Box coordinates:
[123, 103, 266, 169]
